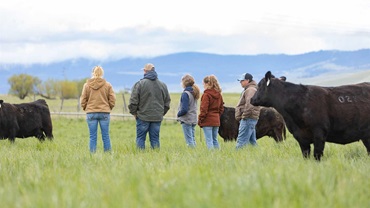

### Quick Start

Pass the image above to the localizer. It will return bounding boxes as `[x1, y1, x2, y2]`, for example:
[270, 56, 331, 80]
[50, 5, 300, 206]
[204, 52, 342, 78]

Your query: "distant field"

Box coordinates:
[0, 93, 242, 119]
[0, 94, 369, 207]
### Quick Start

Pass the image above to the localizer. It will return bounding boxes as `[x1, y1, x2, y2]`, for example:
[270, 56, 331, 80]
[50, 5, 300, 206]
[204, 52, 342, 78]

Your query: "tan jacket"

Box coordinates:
[80, 78, 116, 113]
[235, 80, 260, 121]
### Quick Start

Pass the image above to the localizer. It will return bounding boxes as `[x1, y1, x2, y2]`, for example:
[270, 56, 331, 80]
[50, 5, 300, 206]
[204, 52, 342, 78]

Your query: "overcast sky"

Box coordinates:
[1, 0, 369, 64]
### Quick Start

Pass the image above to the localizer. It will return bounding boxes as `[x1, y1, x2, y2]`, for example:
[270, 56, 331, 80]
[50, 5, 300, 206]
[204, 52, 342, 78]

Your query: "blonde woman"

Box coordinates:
[80, 66, 116, 153]
[177, 74, 200, 147]
[198, 75, 224, 149]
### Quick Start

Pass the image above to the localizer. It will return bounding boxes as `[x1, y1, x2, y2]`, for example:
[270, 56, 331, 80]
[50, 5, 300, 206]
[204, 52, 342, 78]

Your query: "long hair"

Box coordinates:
[203, 75, 222, 92]
[92, 66, 104, 78]
[181, 74, 200, 100]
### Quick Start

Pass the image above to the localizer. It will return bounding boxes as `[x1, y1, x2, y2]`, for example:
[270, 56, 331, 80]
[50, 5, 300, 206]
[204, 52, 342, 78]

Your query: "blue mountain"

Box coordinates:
[1, 49, 369, 94]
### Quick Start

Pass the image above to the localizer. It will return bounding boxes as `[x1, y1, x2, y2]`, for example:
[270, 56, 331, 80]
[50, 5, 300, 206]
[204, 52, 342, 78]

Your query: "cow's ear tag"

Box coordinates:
[266, 79, 270, 86]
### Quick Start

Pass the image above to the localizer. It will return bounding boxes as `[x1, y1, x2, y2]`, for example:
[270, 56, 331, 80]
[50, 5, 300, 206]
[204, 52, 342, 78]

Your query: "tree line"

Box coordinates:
[7, 74, 90, 111]
[8, 74, 130, 112]
[8, 74, 87, 100]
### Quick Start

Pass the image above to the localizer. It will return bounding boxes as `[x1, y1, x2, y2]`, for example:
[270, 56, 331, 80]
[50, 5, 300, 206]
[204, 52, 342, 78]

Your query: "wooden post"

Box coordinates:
[122, 92, 128, 113]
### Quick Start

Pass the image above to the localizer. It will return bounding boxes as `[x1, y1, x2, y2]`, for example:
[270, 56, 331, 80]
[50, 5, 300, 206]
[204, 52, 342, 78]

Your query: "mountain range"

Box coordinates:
[1, 49, 370, 94]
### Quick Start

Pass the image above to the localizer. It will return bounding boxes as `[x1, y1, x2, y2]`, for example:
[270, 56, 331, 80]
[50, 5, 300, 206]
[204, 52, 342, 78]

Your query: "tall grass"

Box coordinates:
[0, 116, 369, 208]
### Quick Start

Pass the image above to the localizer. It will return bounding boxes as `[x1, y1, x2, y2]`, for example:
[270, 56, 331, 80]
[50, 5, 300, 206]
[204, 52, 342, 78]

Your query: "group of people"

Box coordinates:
[80, 64, 273, 153]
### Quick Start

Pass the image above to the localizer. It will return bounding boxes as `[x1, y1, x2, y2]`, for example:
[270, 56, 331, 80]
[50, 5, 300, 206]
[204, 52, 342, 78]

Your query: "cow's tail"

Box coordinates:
[283, 127, 287, 140]
[283, 122, 287, 140]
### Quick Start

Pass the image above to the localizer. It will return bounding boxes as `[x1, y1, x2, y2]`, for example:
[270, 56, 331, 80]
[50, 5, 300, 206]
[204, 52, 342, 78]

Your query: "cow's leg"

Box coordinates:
[361, 138, 370, 156]
[46, 134, 54, 141]
[273, 128, 283, 142]
[9, 137, 15, 143]
[43, 125, 54, 141]
[37, 134, 46, 142]
[298, 141, 311, 158]
[9, 128, 16, 144]
[313, 139, 325, 161]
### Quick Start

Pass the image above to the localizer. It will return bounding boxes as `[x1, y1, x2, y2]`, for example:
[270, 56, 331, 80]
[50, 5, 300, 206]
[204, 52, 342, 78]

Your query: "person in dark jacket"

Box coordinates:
[198, 75, 224, 149]
[80, 66, 116, 153]
[235, 73, 261, 149]
[177, 74, 200, 148]
[129, 63, 171, 149]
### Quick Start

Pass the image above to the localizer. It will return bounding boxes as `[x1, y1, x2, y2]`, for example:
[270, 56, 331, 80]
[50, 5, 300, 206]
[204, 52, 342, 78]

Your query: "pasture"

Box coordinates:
[0, 94, 369, 208]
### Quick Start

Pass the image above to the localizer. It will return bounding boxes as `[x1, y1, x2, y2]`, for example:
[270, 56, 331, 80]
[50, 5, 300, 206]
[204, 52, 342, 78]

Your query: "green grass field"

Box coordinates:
[0, 94, 369, 208]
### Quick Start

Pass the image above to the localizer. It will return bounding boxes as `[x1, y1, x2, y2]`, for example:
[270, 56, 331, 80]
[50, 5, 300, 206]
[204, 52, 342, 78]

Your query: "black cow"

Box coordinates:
[251, 71, 370, 160]
[219, 106, 286, 142]
[0, 99, 53, 143]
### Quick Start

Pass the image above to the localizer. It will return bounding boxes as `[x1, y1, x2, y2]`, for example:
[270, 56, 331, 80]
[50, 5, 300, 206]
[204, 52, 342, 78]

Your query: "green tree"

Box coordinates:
[76, 78, 88, 111]
[76, 78, 88, 97]
[60, 80, 78, 99]
[58, 80, 78, 112]
[36, 78, 60, 99]
[8, 74, 41, 99]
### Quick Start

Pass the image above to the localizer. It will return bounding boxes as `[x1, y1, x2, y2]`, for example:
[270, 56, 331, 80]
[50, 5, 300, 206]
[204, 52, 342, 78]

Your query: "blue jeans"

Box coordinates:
[86, 113, 111, 153]
[236, 118, 258, 149]
[202, 126, 220, 149]
[181, 123, 196, 147]
[136, 118, 161, 149]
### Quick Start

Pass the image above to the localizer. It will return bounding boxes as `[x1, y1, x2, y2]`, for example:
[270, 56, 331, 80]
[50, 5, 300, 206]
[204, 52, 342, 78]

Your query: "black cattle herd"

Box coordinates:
[1, 71, 370, 160]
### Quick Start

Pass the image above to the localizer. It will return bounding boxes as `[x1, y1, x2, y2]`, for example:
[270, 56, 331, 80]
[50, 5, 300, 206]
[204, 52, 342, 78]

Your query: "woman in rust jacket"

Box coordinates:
[198, 75, 224, 149]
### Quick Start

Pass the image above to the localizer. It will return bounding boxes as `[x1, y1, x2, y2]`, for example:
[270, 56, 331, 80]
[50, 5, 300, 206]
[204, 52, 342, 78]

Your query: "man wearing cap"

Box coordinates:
[129, 63, 171, 149]
[235, 73, 261, 149]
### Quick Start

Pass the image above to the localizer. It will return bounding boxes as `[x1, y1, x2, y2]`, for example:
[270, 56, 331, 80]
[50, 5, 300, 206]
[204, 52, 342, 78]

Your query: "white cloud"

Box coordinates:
[1, 0, 370, 64]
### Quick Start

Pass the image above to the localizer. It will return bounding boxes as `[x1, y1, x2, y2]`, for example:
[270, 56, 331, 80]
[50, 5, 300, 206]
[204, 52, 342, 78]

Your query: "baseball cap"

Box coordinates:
[237, 73, 253, 81]
[143, 63, 155, 71]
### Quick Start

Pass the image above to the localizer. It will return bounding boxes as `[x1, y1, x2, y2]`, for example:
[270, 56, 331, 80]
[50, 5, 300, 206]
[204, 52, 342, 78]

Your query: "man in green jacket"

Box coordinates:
[129, 63, 171, 149]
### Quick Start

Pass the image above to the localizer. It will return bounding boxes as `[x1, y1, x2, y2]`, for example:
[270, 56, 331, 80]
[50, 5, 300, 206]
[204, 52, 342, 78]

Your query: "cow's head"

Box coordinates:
[251, 71, 276, 107]
[0, 100, 3, 108]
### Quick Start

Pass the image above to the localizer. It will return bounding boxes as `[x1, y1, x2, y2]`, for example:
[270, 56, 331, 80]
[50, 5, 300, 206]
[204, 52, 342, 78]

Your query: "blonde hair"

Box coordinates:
[181, 74, 200, 100]
[203, 75, 222, 92]
[92, 66, 104, 78]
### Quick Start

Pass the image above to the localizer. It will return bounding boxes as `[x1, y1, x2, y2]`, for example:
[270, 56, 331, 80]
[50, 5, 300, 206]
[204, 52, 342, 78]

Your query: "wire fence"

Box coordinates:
[51, 112, 178, 121]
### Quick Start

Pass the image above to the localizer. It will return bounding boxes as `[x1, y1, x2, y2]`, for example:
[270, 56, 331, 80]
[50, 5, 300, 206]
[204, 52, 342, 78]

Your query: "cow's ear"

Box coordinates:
[265, 71, 272, 86]
[265, 71, 272, 79]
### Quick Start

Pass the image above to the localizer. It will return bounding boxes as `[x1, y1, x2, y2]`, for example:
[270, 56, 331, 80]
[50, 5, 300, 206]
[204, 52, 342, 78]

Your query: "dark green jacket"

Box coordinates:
[129, 70, 171, 122]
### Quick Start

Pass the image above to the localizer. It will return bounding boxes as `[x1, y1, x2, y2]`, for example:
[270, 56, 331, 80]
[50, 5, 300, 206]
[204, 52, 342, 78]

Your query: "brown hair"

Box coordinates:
[203, 75, 222, 92]
[181, 74, 200, 100]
